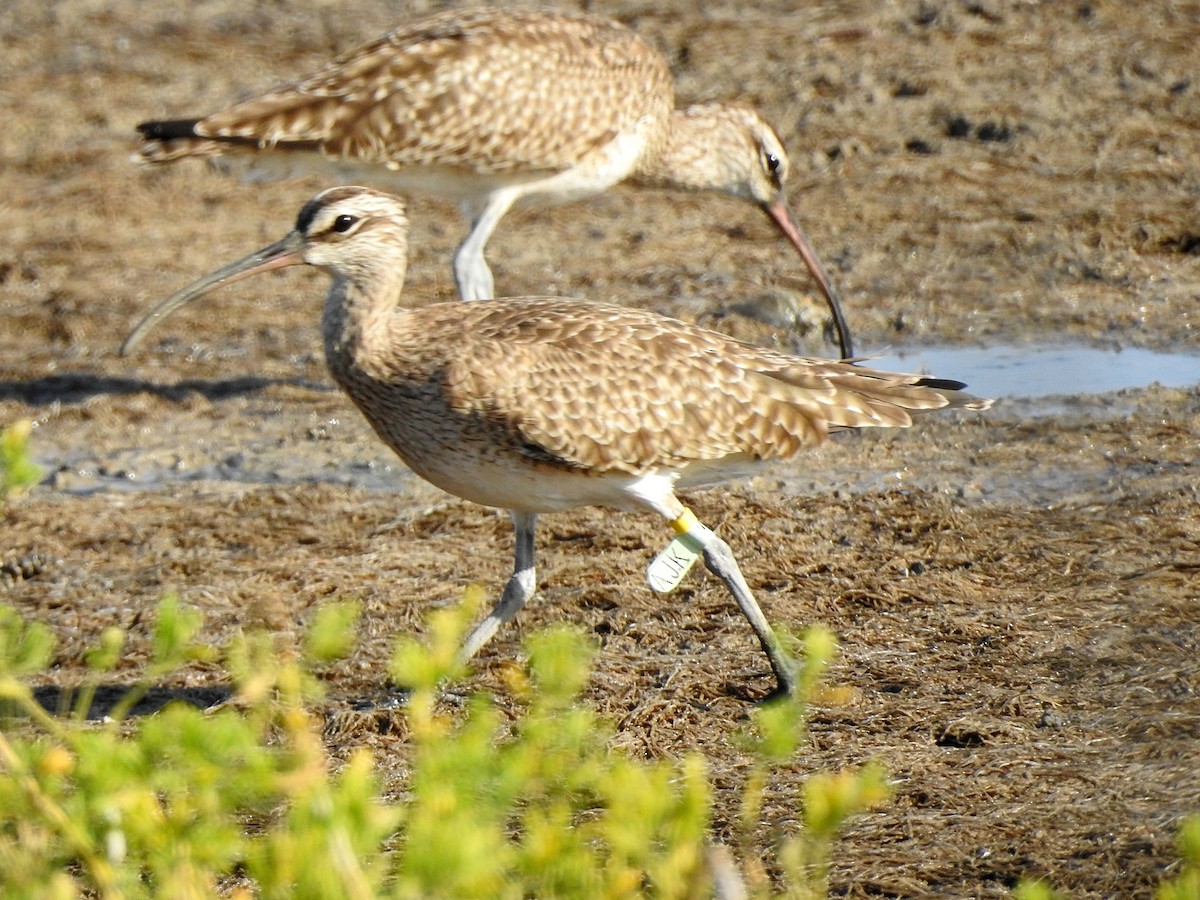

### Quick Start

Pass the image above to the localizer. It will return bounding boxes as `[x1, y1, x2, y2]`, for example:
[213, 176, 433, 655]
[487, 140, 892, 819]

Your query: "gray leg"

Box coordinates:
[695, 530, 798, 699]
[458, 511, 537, 662]
[454, 191, 519, 301]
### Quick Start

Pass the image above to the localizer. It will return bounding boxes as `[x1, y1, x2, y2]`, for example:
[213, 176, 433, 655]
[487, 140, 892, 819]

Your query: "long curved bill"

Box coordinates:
[763, 196, 854, 360]
[120, 231, 306, 356]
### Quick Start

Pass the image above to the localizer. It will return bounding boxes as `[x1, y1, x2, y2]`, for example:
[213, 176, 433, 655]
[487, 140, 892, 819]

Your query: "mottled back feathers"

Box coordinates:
[135, 8, 673, 176]
[335, 295, 985, 479]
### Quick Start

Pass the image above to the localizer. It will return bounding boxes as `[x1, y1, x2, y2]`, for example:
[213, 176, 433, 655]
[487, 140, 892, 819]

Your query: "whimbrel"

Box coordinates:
[122, 187, 988, 699]
[134, 6, 855, 357]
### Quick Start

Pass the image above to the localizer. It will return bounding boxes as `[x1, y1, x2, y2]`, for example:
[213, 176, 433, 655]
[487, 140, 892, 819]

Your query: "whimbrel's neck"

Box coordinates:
[631, 104, 747, 194]
[321, 260, 409, 378]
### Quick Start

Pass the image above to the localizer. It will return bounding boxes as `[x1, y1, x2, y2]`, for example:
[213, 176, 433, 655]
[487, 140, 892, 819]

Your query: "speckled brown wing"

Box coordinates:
[427, 298, 981, 476]
[140, 8, 673, 174]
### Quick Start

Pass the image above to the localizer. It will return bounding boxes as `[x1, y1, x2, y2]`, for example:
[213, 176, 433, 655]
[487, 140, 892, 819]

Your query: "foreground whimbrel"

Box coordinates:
[134, 6, 854, 357]
[122, 187, 989, 698]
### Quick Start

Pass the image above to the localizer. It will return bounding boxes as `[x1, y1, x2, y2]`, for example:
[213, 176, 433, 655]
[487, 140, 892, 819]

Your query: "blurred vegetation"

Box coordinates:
[1, 419, 42, 503]
[1157, 815, 1200, 900]
[2, 588, 1194, 898]
[0, 590, 893, 898]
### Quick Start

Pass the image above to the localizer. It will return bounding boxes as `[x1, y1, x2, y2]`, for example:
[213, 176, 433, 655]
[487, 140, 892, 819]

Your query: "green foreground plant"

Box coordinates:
[1, 419, 43, 503]
[1156, 815, 1200, 900]
[0, 591, 896, 898]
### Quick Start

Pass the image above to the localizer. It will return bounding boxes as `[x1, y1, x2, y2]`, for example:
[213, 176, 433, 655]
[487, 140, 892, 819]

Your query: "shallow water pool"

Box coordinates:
[869, 344, 1200, 399]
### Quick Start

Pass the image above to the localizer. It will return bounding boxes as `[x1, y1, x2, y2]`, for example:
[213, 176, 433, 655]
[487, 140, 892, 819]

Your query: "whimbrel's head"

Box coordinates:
[661, 105, 854, 358]
[120, 187, 409, 355]
[675, 106, 794, 206]
[291, 187, 411, 279]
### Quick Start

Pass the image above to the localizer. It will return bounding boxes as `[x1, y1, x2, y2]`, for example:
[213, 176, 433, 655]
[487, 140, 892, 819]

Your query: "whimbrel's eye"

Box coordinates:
[332, 214, 358, 234]
[761, 150, 786, 189]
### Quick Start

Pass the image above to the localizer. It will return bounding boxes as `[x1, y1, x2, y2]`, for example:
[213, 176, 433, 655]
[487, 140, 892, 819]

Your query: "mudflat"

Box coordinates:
[2, 1, 1198, 895]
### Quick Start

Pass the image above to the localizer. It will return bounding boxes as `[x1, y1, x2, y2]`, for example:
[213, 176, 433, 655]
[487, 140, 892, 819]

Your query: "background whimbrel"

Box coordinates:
[122, 186, 988, 699]
[133, 6, 855, 358]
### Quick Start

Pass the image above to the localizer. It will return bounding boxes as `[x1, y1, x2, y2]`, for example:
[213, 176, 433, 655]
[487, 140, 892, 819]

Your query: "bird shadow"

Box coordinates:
[27, 682, 234, 720]
[24, 681, 416, 723]
[0, 372, 334, 408]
